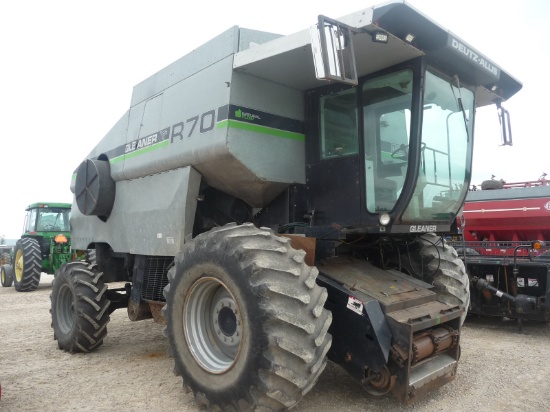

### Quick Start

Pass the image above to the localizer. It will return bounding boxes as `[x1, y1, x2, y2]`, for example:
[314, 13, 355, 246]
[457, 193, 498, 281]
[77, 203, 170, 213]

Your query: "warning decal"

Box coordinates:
[517, 278, 525, 287]
[347, 296, 364, 315]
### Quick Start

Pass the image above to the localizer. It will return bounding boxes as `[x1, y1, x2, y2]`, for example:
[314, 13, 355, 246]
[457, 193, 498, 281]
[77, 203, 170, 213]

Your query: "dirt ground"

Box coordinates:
[1, 274, 549, 412]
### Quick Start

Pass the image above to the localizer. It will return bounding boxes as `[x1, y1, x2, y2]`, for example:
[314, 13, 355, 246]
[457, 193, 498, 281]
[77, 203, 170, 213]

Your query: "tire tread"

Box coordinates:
[50, 262, 110, 353]
[165, 223, 332, 411]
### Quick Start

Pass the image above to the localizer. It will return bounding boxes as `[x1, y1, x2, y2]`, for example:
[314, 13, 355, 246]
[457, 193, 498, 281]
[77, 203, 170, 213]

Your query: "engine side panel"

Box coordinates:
[71, 166, 201, 255]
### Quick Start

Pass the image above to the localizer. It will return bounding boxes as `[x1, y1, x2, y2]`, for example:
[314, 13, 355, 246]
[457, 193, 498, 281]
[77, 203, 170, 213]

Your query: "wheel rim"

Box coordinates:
[184, 277, 243, 373]
[1, 268, 4, 283]
[57, 283, 76, 334]
[15, 249, 23, 282]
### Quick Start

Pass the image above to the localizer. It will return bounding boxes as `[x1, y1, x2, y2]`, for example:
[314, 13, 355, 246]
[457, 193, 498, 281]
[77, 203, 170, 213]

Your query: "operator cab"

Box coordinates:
[305, 60, 474, 233]
[299, 4, 519, 235]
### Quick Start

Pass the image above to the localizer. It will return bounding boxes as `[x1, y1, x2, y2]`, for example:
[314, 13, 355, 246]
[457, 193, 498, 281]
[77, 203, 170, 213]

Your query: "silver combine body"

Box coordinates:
[70, 4, 516, 256]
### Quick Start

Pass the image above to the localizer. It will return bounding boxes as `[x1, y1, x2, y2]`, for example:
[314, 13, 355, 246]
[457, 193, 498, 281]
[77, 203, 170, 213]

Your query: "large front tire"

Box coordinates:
[1, 264, 13, 287]
[13, 238, 42, 292]
[50, 261, 111, 352]
[163, 223, 332, 411]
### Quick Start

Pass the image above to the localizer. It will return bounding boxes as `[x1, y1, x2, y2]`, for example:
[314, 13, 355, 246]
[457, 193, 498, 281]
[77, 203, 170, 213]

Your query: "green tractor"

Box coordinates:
[0, 243, 14, 287]
[12, 202, 73, 292]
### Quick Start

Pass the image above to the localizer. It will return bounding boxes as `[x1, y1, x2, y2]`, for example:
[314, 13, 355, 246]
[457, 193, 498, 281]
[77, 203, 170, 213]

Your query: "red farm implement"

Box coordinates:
[449, 177, 550, 323]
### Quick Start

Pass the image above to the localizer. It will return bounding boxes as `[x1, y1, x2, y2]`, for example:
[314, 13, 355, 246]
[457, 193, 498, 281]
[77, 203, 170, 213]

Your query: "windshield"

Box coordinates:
[363, 69, 413, 212]
[36, 208, 71, 232]
[401, 69, 474, 222]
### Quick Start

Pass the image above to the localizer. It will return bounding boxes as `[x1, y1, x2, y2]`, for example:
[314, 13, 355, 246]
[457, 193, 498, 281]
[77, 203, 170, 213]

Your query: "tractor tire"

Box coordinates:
[0, 252, 11, 266]
[13, 238, 42, 292]
[163, 223, 332, 411]
[1, 264, 13, 287]
[50, 261, 110, 352]
[392, 233, 470, 326]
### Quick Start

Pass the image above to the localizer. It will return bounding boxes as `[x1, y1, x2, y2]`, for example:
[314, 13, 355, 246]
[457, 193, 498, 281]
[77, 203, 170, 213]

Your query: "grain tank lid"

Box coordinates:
[129, 27, 283, 108]
[130, 26, 241, 107]
[233, 6, 423, 91]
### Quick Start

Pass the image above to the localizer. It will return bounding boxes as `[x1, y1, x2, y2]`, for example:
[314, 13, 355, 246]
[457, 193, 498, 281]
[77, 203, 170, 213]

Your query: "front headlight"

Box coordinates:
[379, 213, 391, 226]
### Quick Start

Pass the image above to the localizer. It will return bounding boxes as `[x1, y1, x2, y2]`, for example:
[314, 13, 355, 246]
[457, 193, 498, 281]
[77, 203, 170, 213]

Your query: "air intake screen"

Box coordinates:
[142, 256, 173, 302]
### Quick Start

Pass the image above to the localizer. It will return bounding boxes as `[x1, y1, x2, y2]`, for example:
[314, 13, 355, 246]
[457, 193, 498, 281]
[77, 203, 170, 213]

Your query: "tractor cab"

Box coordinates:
[23, 203, 71, 234]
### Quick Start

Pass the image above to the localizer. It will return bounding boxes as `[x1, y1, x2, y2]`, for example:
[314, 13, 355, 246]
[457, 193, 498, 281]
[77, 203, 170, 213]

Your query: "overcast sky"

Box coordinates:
[1, 0, 548, 239]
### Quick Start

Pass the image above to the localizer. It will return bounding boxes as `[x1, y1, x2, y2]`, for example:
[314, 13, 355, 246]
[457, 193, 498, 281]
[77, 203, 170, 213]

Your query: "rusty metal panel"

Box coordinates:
[278, 234, 316, 266]
[149, 302, 166, 325]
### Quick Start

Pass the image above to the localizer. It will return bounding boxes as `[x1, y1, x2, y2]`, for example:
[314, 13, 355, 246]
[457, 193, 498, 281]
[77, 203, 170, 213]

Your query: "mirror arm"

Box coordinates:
[496, 101, 512, 146]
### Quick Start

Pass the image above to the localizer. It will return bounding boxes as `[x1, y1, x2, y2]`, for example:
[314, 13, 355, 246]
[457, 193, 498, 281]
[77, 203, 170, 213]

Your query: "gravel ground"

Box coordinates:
[1, 274, 549, 411]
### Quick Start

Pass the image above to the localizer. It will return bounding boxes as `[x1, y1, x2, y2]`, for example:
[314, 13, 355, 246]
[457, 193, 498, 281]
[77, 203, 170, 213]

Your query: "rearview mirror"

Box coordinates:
[311, 15, 358, 85]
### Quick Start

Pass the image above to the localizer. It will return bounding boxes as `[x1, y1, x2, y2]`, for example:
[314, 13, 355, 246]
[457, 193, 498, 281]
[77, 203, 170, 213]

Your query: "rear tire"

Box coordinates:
[13, 238, 41, 292]
[393, 233, 470, 326]
[1, 264, 13, 287]
[50, 261, 110, 352]
[163, 223, 332, 411]
[0, 252, 11, 265]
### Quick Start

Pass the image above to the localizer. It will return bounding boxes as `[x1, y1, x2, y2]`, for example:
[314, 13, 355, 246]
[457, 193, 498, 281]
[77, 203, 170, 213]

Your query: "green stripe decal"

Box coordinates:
[110, 139, 170, 164]
[104, 118, 303, 165]
[217, 119, 305, 141]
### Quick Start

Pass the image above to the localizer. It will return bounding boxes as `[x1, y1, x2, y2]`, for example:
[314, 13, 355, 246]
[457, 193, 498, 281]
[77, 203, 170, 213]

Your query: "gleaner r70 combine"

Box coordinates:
[52, 1, 522, 409]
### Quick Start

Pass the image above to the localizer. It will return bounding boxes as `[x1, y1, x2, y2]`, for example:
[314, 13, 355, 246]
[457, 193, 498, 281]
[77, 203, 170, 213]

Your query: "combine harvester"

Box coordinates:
[451, 176, 550, 324]
[53, 1, 522, 409]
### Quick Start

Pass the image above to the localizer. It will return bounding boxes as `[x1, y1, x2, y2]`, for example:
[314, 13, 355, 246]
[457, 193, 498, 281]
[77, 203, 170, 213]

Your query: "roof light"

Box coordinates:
[405, 33, 415, 43]
[372, 31, 388, 43]
[532, 240, 544, 250]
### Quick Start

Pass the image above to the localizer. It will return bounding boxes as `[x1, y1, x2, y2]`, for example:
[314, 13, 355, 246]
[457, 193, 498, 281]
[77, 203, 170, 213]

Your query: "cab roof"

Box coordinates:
[233, 0, 521, 107]
[26, 202, 72, 211]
